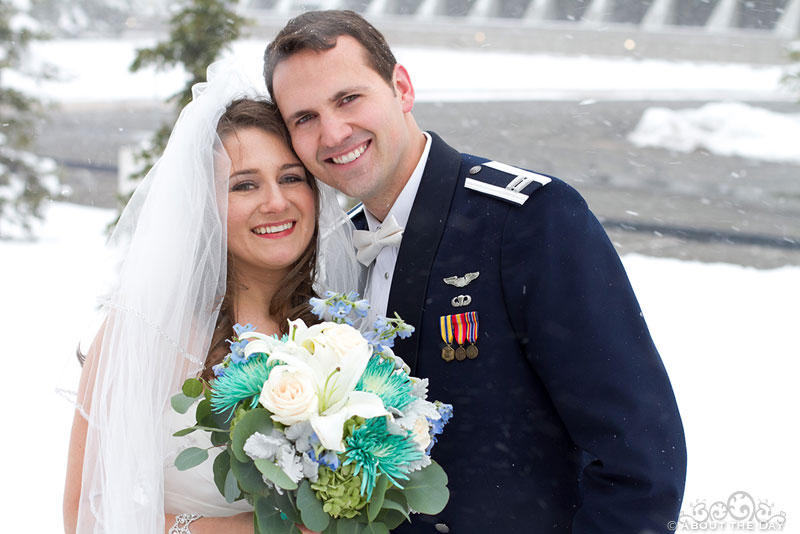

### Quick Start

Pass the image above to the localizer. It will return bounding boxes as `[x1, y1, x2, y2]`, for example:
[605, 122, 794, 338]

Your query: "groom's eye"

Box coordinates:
[295, 113, 315, 126]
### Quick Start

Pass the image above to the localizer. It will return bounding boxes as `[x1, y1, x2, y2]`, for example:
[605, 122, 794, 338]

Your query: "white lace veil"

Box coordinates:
[73, 60, 360, 533]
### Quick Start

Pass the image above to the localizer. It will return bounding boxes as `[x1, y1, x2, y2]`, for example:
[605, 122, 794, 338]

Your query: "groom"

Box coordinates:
[264, 10, 686, 533]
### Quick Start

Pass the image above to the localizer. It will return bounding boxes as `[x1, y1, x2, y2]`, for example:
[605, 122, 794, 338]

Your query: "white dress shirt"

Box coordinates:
[363, 132, 432, 325]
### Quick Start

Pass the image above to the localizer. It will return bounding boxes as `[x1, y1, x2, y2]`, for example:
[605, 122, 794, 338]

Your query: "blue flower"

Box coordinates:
[310, 447, 341, 470]
[212, 363, 226, 377]
[329, 300, 352, 319]
[352, 299, 370, 318]
[228, 340, 248, 364]
[397, 323, 415, 339]
[309, 297, 328, 319]
[426, 403, 453, 453]
[233, 323, 256, 337]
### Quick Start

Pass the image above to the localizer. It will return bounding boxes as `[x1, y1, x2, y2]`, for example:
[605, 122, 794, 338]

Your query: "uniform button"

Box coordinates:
[435, 524, 450, 533]
[469, 165, 482, 175]
[384, 272, 390, 280]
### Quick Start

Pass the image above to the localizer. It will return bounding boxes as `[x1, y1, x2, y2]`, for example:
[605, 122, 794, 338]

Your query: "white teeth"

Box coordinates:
[253, 222, 293, 235]
[332, 143, 367, 165]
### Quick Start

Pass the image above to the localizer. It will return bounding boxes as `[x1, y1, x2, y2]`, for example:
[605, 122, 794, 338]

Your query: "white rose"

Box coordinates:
[321, 323, 371, 362]
[411, 416, 432, 451]
[259, 365, 318, 425]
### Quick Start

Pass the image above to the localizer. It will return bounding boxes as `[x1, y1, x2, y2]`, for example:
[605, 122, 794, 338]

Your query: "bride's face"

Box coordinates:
[223, 127, 316, 278]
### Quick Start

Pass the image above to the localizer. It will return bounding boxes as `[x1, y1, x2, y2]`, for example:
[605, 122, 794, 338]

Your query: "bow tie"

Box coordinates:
[353, 215, 404, 266]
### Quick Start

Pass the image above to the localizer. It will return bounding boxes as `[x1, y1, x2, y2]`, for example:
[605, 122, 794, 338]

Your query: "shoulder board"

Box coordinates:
[463, 160, 551, 206]
[347, 202, 364, 219]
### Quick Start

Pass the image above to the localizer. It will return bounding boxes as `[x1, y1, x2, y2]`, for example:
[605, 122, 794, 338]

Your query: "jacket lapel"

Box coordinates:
[387, 132, 462, 373]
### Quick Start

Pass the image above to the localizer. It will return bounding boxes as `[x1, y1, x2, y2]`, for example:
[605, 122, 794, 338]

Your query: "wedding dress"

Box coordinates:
[162, 402, 252, 516]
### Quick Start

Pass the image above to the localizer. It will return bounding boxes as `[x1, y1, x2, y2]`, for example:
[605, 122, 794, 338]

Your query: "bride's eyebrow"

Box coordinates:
[280, 163, 304, 171]
[229, 169, 258, 179]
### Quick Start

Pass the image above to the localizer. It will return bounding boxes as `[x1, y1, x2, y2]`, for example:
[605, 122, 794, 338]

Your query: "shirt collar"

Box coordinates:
[365, 132, 432, 231]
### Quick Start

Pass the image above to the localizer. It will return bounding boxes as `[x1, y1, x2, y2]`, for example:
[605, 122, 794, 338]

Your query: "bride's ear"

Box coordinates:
[393, 64, 415, 113]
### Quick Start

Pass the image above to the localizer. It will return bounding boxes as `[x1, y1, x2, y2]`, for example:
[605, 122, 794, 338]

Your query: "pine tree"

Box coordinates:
[115, 0, 248, 223]
[0, 0, 60, 238]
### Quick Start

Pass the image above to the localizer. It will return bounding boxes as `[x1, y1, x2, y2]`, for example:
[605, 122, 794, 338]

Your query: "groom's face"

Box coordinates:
[272, 36, 417, 206]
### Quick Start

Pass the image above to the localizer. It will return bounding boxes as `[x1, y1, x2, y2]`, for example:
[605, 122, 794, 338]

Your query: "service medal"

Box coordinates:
[439, 315, 455, 362]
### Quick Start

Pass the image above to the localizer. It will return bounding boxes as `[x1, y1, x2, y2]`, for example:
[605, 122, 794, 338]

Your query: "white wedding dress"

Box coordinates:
[163, 401, 253, 517]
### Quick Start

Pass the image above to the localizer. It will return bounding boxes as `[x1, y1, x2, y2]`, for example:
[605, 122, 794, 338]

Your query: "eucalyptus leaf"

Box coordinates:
[211, 430, 229, 447]
[224, 468, 240, 503]
[175, 447, 208, 471]
[170, 392, 197, 414]
[359, 523, 389, 534]
[212, 449, 231, 496]
[231, 408, 273, 463]
[196, 398, 212, 425]
[402, 461, 449, 515]
[255, 494, 297, 534]
[182, 378, 204, 398]
[322, 519, 338, 534]
[254, 458, 298, 491]
[379, 497, 409, 520]
[335, 518, 359, 534]
[375, 508, 407, 531]
[367, 475, 389, 522]
[172, 427, 197, 437]
[230, 455, 269, 495]
[297, 479, 330, 532]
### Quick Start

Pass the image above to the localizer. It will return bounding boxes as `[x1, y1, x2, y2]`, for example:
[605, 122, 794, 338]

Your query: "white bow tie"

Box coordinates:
[353, 215, 404, 266]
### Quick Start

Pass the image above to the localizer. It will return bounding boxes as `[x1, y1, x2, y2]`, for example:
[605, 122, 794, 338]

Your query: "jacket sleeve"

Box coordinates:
[500, 179, 687, 533]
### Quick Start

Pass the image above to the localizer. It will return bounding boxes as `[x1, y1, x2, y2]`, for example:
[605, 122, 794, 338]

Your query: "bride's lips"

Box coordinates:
[325, 140, 371, 166]
[251, 220, 296, 239]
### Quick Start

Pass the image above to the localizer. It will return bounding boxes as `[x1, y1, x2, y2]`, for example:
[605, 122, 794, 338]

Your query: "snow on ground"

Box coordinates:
[629, 101, 800, 164]
[9, 38, 794, 104]
[2, 203, 798, 531]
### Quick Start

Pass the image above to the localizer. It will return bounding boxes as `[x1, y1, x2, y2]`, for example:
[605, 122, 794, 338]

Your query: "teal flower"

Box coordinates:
[344, 417, 424, 499]
[211, 354, 273, 414]
[356, 356, 414, 411]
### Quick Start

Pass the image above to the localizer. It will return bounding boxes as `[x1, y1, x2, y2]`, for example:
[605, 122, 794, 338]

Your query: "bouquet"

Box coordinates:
[171, 292, 453, 534]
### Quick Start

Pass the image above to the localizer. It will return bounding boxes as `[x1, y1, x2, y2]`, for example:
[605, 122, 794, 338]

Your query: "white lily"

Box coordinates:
[241, 320, 388, 451]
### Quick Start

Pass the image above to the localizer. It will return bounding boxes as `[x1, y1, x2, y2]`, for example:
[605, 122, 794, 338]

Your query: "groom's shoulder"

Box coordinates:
[457, 153, 558, 207]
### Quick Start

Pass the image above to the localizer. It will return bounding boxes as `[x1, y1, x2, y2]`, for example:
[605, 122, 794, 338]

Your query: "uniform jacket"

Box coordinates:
[352, 132, 686, 533]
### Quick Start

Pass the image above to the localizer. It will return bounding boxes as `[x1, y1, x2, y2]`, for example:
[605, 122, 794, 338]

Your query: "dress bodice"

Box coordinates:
[163, 402, 252, 517]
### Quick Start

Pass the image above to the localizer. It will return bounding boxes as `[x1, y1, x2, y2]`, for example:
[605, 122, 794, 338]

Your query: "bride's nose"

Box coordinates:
[259, 184, 289, 214]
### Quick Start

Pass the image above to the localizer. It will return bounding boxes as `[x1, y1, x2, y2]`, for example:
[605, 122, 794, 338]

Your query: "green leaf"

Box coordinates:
[183, 378, 204, 398]
[360, 523, 389, 534]
[367, 475, 389, 522]
[322, 519, 338, 534]
[196, 398, 213, 425]
[224, 468, 240, 503]
[254, 459, 298, 491]
[402, 461, 449, 515]
[175, 447, 208, 471]
[375, 494, 410, 530]
[297, 479, 330, 532]
[254, 495, 297, 534]
[230, 455, 269, 495]
[212, 449, 231, 496]
[211, 430, 229, 447]
[335, 518, 359, 534]
[172, 427, 197, 437]
[171, 392, 197, 414]
[231, 408, 273, 463]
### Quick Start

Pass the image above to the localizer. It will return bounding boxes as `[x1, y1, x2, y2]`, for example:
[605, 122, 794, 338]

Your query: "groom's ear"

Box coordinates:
[392, 64, 415, 113]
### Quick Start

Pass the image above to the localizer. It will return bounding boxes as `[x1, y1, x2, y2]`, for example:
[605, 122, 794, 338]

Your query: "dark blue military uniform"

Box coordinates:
[352, 133, 686, 533]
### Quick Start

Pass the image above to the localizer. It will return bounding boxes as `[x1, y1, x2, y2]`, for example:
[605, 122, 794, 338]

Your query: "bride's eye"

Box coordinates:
[279, 174, 306, 185]
[231, 180, 256, 192]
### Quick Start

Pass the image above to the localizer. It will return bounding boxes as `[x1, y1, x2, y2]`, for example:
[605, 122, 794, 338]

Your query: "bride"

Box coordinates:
[63, 62, 359, 534]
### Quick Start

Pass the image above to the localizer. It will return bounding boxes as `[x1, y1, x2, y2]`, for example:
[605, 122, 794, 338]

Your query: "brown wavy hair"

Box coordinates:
[203, 98, 319, 381]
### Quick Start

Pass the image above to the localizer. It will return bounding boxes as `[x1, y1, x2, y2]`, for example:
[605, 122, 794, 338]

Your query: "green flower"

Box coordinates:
[310, 463, 368, 518]
[344, 417, 424, 499]
[356, 356, 414, 411]
[211, 354, 273, 415]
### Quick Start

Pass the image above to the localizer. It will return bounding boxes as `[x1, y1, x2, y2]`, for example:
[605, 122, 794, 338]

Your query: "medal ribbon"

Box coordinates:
[452, 313, 467, 345]
[439, 315, 454, 345]
[466, 311, 479, 343]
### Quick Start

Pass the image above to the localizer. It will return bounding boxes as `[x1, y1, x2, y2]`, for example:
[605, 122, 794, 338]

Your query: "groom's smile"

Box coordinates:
[272, 35, 425, 219]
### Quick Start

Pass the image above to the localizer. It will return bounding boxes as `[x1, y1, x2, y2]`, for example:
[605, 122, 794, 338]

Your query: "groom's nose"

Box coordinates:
[319, 113, 353, 148]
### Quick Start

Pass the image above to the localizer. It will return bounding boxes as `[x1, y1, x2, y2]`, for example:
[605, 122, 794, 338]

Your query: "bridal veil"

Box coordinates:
[73, 60, 360, 533]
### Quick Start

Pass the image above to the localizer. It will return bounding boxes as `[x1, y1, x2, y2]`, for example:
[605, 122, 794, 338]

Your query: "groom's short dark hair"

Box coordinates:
[264, 10, 397, 100]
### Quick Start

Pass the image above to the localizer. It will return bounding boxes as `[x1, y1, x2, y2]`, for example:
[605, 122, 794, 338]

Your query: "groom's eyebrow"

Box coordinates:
[285, 86, 369, 123]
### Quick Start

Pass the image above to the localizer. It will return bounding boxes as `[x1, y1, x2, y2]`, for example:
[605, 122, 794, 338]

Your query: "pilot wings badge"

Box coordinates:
[443, 272, 479, 288]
